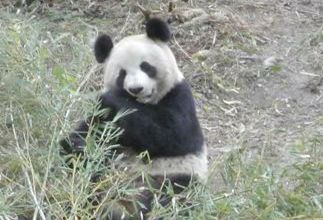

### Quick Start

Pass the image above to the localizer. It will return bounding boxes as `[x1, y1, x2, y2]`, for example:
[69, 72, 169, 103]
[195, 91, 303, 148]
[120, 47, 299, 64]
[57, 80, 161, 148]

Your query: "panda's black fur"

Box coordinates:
[60, 81, 203, 157]
[60, 18, 207, 219]
[145, 17, 171, 42]
[94, 34, 113, 63]
[99, 82, 203, 157]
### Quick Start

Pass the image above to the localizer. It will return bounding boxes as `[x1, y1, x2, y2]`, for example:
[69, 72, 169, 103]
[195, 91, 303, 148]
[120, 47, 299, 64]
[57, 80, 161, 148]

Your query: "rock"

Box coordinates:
[192, 50, 211, 62]
[319, 43, 323, 53]
[263, 56, 282, 68]
[182, 8, 207, 20]
[300, 0, 311, 5]
[170, 8, 211, 26]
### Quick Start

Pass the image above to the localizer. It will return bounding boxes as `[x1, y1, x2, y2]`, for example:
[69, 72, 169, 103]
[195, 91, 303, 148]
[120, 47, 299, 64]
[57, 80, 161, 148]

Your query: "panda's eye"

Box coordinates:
[117, 69, 126, 88]
[140, 61, 157, 78]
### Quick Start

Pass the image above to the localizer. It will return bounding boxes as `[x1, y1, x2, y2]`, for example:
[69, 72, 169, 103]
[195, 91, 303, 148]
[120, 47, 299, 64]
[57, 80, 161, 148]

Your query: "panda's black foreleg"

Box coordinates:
[59, 90, 120, 157]
[59, 120, 89, 155]
[131, 174, 193, 219]
[59, 115, 103, 157]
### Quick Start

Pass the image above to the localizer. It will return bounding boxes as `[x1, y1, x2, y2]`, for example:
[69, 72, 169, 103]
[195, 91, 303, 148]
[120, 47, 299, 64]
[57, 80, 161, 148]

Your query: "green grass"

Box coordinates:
[0, 9, 322, 220]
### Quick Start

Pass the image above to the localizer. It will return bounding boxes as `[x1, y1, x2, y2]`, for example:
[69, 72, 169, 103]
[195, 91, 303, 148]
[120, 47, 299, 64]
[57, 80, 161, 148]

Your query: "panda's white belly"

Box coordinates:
[118, 145, 208, 183]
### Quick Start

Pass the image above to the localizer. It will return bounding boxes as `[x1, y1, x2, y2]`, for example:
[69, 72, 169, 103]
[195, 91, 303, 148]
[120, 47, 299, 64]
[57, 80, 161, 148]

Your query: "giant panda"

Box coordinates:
[60, 18, 208, 219]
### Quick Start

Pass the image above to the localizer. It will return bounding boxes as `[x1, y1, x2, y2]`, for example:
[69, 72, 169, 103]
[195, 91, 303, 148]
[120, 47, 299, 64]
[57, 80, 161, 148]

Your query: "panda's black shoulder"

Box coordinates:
[117, 80, 203, 157]
[159, 80, 196, 109]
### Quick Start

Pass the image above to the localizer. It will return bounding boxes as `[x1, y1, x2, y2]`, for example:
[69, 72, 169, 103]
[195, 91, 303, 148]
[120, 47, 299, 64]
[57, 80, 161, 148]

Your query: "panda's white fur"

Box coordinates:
[121, 145, 208, 182]
[100, 34, 207, 183]
[103, 35, 184, 104]
[60, 18, 208, 218]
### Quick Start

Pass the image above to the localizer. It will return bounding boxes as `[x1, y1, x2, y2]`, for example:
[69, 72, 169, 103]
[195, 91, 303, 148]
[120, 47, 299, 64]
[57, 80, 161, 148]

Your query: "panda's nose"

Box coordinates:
[129, 87, 143, 95]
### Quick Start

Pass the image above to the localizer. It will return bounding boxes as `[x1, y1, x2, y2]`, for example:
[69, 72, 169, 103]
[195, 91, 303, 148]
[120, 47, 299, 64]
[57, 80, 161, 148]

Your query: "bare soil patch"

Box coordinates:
[7, 0, 321, 170]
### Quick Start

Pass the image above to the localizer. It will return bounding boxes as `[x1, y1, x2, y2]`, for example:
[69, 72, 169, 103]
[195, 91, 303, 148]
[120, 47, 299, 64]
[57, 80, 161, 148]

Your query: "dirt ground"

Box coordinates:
[194, 0, 323, 166]
[142, 0, 323, 168]
[6, 0, 323, 173]
[83, 0, 323, 169]
[1, 1, 323, 218]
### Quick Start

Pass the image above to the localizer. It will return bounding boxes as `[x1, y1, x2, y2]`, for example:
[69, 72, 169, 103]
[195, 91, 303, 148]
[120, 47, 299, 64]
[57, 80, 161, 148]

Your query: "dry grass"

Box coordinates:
[0, 1, 323, 219]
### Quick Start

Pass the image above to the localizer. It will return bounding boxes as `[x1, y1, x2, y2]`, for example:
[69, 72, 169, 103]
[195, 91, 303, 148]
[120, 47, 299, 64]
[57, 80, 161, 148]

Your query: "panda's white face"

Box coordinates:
[103, 35, 183, 104]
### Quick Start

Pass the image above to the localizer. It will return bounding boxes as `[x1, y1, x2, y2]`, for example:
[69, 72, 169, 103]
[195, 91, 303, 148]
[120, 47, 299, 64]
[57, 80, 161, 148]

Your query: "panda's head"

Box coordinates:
[94, 18, 184, 104]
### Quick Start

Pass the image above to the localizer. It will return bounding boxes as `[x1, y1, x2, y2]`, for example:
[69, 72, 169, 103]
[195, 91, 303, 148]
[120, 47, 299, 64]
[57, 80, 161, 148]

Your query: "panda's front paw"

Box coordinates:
[100, 90, 130, 111]
[59, 133, 85, 156]
[136, 96, 152, 104]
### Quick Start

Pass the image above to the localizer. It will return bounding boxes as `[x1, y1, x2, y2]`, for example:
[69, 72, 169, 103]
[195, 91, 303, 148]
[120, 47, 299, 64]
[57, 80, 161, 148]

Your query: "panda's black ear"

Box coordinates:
[146, 18, 171, 42]
[94, 34, 113, 63]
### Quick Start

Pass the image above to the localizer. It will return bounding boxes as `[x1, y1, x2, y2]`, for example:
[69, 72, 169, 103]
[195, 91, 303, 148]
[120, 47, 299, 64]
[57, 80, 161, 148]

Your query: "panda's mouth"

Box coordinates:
[135, 90, 155, 103]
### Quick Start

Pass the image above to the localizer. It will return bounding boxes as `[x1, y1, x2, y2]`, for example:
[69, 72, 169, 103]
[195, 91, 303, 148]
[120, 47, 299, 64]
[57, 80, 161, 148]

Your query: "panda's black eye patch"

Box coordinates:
[117, 69, 126, 88]
[140, 61, 157, 78]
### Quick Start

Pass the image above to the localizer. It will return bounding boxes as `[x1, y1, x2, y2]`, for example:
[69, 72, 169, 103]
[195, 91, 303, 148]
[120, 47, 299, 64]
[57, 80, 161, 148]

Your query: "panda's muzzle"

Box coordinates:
[128, 86, 143, 95]
[135, 91, 155, 104]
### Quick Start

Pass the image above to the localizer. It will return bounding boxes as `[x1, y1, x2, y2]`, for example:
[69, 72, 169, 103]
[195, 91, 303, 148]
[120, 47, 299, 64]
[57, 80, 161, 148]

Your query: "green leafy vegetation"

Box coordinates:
[0, 5, 322, 220]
